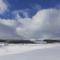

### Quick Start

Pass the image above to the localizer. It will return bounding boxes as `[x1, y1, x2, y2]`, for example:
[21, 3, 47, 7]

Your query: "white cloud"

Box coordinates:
[0, 19, 16, 27]
[0, 0, 8, 14]
[0, 19, 23, 39]
[0, 8, 60, 40]
[13, 10, 30, 18]
[16, 8, 60, 40]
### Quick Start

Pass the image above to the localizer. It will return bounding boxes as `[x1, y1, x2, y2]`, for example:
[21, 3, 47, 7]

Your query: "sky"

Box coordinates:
[0, 0, 60, 40]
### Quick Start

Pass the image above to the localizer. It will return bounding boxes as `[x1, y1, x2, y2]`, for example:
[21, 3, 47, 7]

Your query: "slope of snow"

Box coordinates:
[0, 43, 60, 60]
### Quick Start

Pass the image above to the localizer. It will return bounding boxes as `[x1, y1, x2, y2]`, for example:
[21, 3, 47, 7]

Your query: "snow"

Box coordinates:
[0, 43, 60, 60]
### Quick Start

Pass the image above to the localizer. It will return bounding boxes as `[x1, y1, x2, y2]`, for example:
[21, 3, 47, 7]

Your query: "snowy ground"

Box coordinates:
[0, 43, 60, 60]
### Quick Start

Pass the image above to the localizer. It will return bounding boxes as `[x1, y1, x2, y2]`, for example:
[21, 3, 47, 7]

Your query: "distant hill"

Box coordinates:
[0, 39, 35, 44]
[0, 39, 60, 44]
[43, 39, 60, 43]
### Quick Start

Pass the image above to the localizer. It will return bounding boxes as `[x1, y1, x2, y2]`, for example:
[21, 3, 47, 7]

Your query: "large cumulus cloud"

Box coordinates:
[0, 8, 60, 40]
[16, 8, 60, 40]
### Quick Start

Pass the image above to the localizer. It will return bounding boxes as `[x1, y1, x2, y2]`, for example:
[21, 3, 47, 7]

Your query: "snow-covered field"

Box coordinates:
[0, 43, 60, 60]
